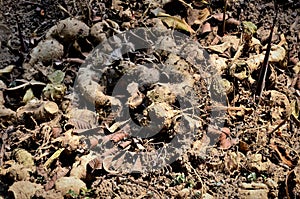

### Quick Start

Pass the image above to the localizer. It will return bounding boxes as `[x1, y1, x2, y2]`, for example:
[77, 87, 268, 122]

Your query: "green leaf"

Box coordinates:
[242, 21, 257, 35]
[48, 70, 65, 84]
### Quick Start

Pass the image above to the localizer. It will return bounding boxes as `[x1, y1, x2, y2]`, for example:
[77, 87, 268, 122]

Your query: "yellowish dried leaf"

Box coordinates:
[158, 12, 195, 34]
[0, 65, 14, 75]
[43, 148, 65, 169]
[23, 88, 35, 103]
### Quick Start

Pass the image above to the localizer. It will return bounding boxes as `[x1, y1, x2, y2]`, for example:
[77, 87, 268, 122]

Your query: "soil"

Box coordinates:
[0, 0, 300, 198]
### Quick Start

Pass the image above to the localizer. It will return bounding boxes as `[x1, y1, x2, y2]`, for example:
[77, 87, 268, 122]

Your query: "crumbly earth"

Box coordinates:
[0, 0, 299, 198]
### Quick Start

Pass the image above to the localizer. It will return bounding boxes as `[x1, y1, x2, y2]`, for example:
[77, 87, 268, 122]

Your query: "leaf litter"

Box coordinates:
[0, 0, 299, 198]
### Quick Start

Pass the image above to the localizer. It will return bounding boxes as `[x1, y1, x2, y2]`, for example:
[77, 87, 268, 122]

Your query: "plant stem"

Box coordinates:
[222, 0, 227, 36]
[255, 0, 278, 103]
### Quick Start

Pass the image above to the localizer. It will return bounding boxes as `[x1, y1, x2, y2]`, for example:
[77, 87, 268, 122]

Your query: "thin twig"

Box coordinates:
[268, 116, 289, 134]
[16, 16, 28, 52]
[20, 0, 43, 7]
[221, 0, 227, 36]
[255, 0, 278, 103]
[177, 0, 193, 9]
[57, 3, 73, 17]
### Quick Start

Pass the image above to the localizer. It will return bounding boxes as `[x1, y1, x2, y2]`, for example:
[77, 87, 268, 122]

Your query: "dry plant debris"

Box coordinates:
[0, 0, 299, 198]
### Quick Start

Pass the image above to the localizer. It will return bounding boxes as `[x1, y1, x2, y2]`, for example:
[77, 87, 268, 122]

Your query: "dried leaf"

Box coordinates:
[43, 83, 66, 101]
[0, 106, 16, 122]
[212, 13, 228, 21]
[23, 88, 35, 103]
[268, 45, 286, 63]
[219, 133, 232, 150]
[201, 22, 212, 34]
[59, 129, 83, 150]
[65, 108, 97, 130]
[293, 62, 300, 74]
[291, 100, 300, 125]
[209, 54, 228, 74]
[66, 118, 93, 130]
[192, 0, 209, 7]
[102, 156, 120, 175]
[224, 152, 242, 173]
[226, 18, 241, 26]
[88, 156, 103, 170]
[102, 150, 137, 174]
[158, 12, 195, 34]
[106, 119, 129, 133]
[110, 131, 129, 143]
[230, 61, 250, 80]
[43, 148, 65, 169]
[45, 166, 70, 191]
[111, 0, 123, 10]
[270, 143, 294, 167]
[187, 8, 210, 26]
[0, 65, 14, 75]
[127, 91, 144, 109]
[222, 35, 240, 51]
[205, 41, 231, 54]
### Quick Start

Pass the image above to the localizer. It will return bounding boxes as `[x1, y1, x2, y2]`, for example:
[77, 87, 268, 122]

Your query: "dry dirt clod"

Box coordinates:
[238, 188, 269, 199]
[28, 38, 64, 65]
[76, 67, 111, 106]
[90, 21, 109, 43]
[34, 189, 64, 199]
[54, 176, 87, 196]
[8, 181, 43, 199]
[70, 153, 97, 180]
[13, 148, 34, 168]
[263, 90, 291, 125]
[46, 17, 90, 44]
[0, 23, 11, 47]
[0, 0, 299, 197]
[6, 163, 30, 181]
[246, 153, 274, 173]
[127, 82, 145, 109]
